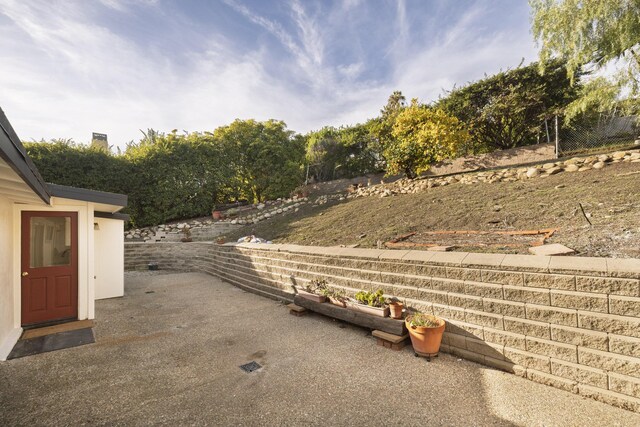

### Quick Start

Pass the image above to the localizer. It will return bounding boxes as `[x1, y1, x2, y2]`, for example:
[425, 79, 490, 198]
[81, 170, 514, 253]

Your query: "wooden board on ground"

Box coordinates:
[293, 296, 406, 335]
[21, 319, 95, 340]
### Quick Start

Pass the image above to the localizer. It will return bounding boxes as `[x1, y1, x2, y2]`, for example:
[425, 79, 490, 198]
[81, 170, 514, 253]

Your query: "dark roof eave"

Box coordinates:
[0, 108, 51, 204]
[94, 211, 130, 221]
[48, 183, 127, 208]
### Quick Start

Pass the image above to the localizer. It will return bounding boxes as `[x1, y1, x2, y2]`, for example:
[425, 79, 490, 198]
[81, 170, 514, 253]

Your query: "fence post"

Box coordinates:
[555, 115, 559, 159]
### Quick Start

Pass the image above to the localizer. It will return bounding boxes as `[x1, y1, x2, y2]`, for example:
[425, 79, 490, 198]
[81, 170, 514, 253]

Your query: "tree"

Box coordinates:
[530, 0, 640, 117]
[436, 60, 579, 151]
[305, 123, 381, 182]
[213, 119, 305, 202]
[386, 100, 470, 179]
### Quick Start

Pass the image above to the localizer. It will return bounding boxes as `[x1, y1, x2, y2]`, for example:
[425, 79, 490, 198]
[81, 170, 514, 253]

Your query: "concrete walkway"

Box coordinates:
[1, 271, 639, 426]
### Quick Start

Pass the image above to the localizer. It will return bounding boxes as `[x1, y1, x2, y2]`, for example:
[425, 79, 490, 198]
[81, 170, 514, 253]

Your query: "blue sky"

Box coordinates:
[0, 0, 538, 149]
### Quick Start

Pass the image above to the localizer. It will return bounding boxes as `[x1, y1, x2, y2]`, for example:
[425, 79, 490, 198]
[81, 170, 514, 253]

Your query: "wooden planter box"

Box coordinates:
[295, 288, 326, 303]
[347, 300, 390, 317]
[294, 296, 405, 335]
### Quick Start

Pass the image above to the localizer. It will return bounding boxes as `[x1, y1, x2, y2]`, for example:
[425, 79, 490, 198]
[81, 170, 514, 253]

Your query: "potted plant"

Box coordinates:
[405, 313, 446, 360]
[389, 299, 404, 320]
[348, 289, 389, 317]
[216, 236, 226, 245]
[212, 206, 223, 220]
[324, 288, 348, 308]
[295, 279, 328, 303]
[180, 228, 192, 243]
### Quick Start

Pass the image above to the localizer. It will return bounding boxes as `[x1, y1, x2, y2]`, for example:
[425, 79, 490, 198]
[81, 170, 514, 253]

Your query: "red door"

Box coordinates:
[21, 211, 78, 326]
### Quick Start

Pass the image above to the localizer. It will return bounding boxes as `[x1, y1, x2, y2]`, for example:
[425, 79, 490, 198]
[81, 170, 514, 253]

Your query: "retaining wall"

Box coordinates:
[125, 242, 640, 412]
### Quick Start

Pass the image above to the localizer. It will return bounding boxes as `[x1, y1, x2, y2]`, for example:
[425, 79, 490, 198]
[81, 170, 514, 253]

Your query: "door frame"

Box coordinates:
[12, 202, 94, 331]
[20, 210, 79, 326]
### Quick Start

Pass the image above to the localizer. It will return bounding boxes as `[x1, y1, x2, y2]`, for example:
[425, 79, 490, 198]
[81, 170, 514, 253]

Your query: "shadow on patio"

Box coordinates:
[1, 271, 639, 426]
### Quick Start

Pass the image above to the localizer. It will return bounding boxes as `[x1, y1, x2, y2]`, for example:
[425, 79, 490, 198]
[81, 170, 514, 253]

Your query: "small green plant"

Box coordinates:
[302, 279, 328, 295]
[182, 227, 192, 239]
[408, 313, 442, 328]
[323, 287, 347, 301]
[354, 289, 387, 308]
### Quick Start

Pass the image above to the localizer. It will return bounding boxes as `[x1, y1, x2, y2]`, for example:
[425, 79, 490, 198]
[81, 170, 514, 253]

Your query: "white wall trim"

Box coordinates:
[12, 202, 92, 329]
[0, 326, 22, 361]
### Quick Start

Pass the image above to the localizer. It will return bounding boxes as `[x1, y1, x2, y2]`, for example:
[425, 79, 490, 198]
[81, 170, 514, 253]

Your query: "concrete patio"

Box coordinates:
[1, 271, 639, 426]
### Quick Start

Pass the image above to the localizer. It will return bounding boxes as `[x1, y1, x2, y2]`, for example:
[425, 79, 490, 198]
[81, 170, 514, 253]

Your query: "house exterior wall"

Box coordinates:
[0, 195, 20, 360]
[94, 217, 124, 299]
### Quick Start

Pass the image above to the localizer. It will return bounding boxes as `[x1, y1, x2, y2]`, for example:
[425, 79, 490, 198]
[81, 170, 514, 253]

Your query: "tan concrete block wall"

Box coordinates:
[124, 242, 640, 412]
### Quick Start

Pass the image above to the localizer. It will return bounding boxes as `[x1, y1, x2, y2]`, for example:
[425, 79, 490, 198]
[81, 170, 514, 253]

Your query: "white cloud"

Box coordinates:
[0, 0, 538, 148]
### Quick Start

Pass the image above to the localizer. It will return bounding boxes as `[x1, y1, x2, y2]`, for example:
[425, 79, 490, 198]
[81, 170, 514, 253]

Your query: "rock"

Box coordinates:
[257, 204, 265, 210]
[612, 151, 627, 159]
[565, 164, 579, 172]
[529, 243, 576, 256]
[555, 184, 566, 189]
[546, 167, 562, 175]
[492, 205, 502, 212]
[126, 234, 133, 239]
[526, 168, 540, 178]
[592, 162, 606, 169]
[427, 245, 455, 252]
[578, 166, 592, 172]
[564, 158, 582, 165]
[542, 162, 556, 169]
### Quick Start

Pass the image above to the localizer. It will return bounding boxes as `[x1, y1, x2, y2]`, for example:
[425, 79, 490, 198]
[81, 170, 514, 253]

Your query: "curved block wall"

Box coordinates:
[125, 242, 640, 412]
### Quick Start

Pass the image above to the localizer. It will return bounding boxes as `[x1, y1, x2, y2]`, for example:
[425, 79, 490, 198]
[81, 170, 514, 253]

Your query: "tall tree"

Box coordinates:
[436, 60, 579, 150]
[531, 0, 640, 117]
[386, 100, 469, 179]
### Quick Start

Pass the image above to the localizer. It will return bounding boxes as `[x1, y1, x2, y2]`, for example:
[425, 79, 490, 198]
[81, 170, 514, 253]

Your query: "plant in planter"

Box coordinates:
[180, 227, 192, 243]
[212, 206, 223, 220]
[388, 298, 405, 320]
[295, 279, 328, 303]
[324, 287, 348, 308]
[348, 289, 390, 317]
[216, 236, 226, 245]
[405, 312, 446, 360]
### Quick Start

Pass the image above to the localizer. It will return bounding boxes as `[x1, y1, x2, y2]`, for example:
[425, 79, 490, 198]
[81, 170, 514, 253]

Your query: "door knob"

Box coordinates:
[21, 272, 29, 277]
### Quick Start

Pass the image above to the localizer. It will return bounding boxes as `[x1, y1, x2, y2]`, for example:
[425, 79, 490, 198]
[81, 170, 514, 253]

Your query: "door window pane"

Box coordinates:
[30, 216, 71, 267]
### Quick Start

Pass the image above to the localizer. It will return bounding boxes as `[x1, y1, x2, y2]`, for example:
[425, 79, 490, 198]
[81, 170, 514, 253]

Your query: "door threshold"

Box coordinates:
[21, 319, 94, 340]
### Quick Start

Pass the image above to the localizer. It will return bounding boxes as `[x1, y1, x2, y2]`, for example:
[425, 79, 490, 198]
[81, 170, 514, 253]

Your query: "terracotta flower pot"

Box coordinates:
[216, 237, 225, 245]
[405, 316, 446, 358]
[328, 296, 346, 308]
[296, 288, 326, 303]
[212, 210, 223, 220]
[347, 301, 389, 317]
[389, 302, 404, 319]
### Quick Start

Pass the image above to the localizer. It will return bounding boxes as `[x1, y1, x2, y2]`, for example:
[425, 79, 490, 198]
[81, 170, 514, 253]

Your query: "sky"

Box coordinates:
[0, 0, 539, 150]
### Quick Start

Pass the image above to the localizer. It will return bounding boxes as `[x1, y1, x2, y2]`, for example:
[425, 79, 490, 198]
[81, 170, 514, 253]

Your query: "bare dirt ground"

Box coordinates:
[226, 161, 640, 258]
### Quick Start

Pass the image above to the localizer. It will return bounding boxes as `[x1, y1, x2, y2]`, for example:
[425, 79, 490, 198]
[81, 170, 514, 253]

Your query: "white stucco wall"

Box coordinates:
[0, 196, 20, 360]
[94, 217, 124, 300]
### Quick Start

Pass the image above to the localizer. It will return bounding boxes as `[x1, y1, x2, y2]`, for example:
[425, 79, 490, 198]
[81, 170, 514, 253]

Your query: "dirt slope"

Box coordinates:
[225, 161, 640, 258]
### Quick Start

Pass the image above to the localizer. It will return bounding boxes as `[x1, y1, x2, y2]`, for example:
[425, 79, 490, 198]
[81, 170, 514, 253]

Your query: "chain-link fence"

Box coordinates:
[556, 114, 639, 157]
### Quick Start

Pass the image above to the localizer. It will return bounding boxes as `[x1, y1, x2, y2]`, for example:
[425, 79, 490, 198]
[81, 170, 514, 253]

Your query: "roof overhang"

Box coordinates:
[48, 184, 127, 213]
[0, 108, 50, 204]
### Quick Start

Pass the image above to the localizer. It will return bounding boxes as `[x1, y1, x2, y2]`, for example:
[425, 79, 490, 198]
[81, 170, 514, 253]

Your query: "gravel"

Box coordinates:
[1, 271, 639, 426]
